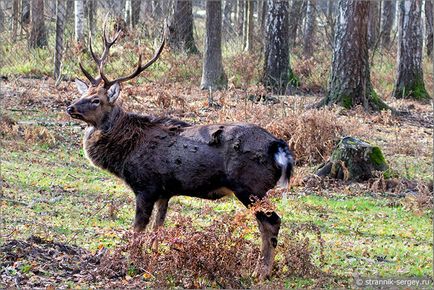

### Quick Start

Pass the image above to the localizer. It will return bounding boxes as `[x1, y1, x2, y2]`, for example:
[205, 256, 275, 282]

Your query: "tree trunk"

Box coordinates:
[303, 0, 317, 57]
[87, 0, 96, 36]
[288, 0, 305, 47]
[201, 0, 227, 90]
[223, 0, 233, 32]
[324, 0, 335, 48]
[260, 0, 267, 37]
[368, 0, 380, 49]
[140, 0, 153, 22]
[12, 0, 19, 42]
[244, 0, 254, 52]
[425, 0, 433, 58]
[236, 0, 245, 37]
[393, 0, 430, 100]
[22, 0, 30, 25]
[29, 0, 47, 48]
[237, 0, 245, 37]
[262, 0, 291, 94]
[316, 137, 388, 181]
[380, 0, 396, 48]
[319, 0, 388, 110]
[168, 0, 199, 54]
[74, 0, 85, 44]
[131, 0, 141, 27]
[125, 0, 132, 28]
[0, 2, 4, 33]
[152, 0, 162, 18]
[54, 0, 66, 80]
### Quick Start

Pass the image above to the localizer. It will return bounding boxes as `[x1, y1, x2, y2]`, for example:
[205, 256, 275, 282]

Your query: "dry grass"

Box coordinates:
[97, 205, 325, 288]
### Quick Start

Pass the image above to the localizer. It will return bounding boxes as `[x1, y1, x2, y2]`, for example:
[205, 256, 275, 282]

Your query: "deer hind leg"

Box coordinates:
[234, 189, 281, 280]
[134, 193, 156, 232]
[254, 211, 281, 280]
[151, 198, 169, 251]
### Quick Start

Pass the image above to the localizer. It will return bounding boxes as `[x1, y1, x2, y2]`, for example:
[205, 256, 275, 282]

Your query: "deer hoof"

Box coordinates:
[253, 263, 271, 281]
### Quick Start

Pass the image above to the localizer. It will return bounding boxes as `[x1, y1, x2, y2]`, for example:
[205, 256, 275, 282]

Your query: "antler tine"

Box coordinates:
[79, 62, 101, 86]
[106, 38, 165, 86]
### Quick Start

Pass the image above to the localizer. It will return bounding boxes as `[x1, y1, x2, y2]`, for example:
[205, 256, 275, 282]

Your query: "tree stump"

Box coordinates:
[316, 137, 388, 181]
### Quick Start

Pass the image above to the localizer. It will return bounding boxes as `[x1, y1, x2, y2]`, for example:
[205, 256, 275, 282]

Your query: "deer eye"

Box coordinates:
[91, 99, 100, 105]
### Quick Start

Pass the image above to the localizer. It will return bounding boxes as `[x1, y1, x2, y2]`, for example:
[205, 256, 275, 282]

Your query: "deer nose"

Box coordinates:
[66, 106, 75, 115]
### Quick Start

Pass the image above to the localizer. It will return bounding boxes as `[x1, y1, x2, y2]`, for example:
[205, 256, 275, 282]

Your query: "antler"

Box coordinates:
[78, 15, 165, 89]
[79, 16, 121, 86]
[99, 38, 165, 88]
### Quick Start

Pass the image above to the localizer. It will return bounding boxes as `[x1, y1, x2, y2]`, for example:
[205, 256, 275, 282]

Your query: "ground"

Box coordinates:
[0, 72, 432, 288]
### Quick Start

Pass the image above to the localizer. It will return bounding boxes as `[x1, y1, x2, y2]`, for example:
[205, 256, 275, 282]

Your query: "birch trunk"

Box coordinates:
[319, 0, 388, 110]
[244, 0, 254, 52]
[393, 0, 430, 100]
[262, 0, 291, 94]
[74, 0, 84, 44]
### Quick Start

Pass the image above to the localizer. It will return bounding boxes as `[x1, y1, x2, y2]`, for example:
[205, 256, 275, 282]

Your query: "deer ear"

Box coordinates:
[75, 79, 88, 95]
[107, 82, 120, 104]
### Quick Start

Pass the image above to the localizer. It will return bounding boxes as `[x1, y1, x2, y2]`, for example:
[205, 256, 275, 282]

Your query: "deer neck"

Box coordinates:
[83, 105, 131, 177]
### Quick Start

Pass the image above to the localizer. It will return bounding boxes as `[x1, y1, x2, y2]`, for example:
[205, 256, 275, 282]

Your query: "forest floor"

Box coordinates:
[0, 77, 432, 288]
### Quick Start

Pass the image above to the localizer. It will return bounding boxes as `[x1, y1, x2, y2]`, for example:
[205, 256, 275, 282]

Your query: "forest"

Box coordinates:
[0, 0, 433, 288]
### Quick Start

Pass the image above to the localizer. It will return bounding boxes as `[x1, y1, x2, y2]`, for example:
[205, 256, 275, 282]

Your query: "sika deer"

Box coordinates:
[66, 25, 294, 279]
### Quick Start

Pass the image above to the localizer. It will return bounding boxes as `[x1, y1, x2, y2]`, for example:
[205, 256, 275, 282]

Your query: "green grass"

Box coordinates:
[1, 115, 432, 285]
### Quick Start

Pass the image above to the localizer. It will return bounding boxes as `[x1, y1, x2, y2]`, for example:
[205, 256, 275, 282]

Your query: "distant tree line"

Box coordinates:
[1, 0, 432, 110]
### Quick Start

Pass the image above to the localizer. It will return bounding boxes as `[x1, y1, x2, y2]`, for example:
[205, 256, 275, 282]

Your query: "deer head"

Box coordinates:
[67, 20, 165, 127]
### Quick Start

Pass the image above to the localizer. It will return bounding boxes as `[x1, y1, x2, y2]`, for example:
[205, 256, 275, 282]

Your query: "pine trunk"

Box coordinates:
[425, 0, 433, 58]
[29, 0, 47, 48]
[201, 0, 227, 90]
[380, 0, 396, 48]
[393, 0, 430, 100]
[368, 0, 380, 49]
[54, 0, 66, 80]
[74, 0, 85, 44]
[262, 0, 291, 94]
[303, 0, 316, 57]
[168, 0, 199, 54]
[319, 0, 388, 110]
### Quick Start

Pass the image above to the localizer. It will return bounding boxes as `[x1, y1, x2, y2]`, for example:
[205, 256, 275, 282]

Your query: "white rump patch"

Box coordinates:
[274, 147, 293, 200]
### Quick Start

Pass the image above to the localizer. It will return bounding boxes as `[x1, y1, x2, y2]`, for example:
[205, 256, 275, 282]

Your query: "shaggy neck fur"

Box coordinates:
[84, 105, 144, 177]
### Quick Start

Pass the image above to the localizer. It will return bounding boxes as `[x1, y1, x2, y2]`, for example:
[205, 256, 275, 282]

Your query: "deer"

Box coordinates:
[66, 24, 294, 280]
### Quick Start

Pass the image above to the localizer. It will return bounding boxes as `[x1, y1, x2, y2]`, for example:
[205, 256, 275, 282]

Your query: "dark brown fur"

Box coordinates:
[68, 83, 294, 279]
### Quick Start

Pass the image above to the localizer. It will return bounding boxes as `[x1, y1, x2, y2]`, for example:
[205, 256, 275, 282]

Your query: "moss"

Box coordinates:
[395, 76, 431, 101]
[341, 95, 352, 109]
[369, 146, 388, 170]
[288, 68, 300, 87]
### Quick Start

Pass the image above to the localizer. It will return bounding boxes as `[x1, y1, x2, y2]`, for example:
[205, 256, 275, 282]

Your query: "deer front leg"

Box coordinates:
[150, 198, 169, 251]
[253, 211, 281, 280]
[134, 193, 156, 232]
